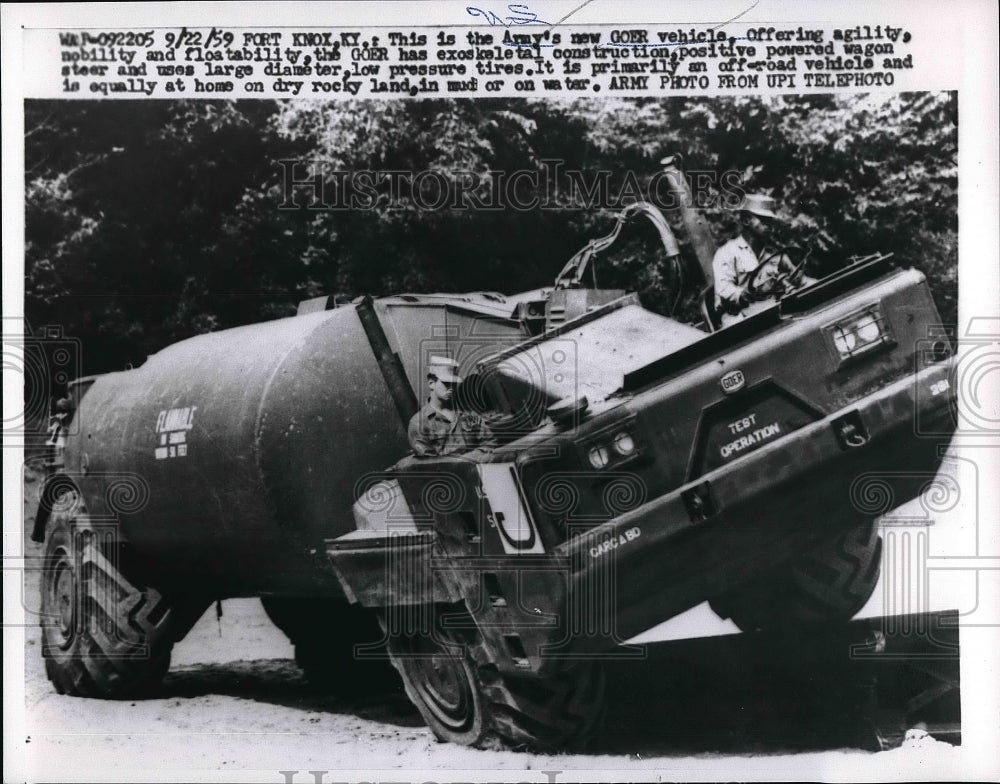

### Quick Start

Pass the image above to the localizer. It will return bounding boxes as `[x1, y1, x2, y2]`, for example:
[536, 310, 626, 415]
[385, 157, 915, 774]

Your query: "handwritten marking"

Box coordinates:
[553, 0, 596, 28]
[466, 4, 551, 27]
[709, 0, 761, 31]
[600, 37, 748, 47]
[468, 0, 754, 56]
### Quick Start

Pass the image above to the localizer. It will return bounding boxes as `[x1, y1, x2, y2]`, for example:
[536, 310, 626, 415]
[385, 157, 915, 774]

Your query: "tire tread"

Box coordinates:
[41, 501, 175, 699]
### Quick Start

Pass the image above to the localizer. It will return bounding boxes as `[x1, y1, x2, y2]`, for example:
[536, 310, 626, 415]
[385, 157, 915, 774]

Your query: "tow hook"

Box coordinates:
[833, 411, 869, 449]
[682, 481, 717, 523]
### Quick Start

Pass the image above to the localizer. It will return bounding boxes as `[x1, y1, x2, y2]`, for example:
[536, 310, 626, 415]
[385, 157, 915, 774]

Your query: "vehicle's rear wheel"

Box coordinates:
[260, 597, 394, 695]
[711, 522, 883, 632]
[41, 497, 177, 698]
[384, 605, 606, 750]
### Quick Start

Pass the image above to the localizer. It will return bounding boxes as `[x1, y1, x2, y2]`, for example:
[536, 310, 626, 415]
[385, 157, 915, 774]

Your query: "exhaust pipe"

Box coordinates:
[659, 154, 719, 285]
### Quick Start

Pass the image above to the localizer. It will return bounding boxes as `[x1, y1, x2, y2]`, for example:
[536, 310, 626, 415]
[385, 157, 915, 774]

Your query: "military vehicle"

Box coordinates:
[35, 156, 957, 749]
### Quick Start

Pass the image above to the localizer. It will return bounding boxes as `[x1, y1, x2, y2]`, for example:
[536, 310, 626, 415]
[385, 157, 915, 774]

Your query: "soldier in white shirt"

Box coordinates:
[713, 194, 815, 327]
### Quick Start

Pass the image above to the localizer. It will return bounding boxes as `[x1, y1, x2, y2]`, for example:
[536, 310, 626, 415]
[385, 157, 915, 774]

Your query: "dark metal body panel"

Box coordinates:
[65, 306, 409, 594]
[555, 360, 955, 652]
[329, 360, 955, 675]
[327, 264, 956, 676]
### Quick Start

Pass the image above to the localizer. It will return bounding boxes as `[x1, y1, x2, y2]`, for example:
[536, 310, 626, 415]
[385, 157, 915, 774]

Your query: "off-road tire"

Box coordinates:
[41, 501, 176, 698]
[383, 605, 606, 750]
[260, 597, 394, 695]
[711, 522, 883, 632]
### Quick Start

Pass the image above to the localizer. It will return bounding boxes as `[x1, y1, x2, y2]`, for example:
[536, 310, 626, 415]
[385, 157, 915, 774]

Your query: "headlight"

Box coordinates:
[855, 313, 882, 343]
[588, 445, 610, 469]
[612, 431, 636, 455]
[832, 328, 857, 355]
[827, 305, 891, 362]
[583, 424, 641, 471]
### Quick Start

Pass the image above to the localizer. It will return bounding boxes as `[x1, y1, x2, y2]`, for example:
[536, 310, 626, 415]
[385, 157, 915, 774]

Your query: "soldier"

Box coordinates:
[45, 397, 74, 470]
[713, 194, 816, 327]
[407, 356, 497, 458]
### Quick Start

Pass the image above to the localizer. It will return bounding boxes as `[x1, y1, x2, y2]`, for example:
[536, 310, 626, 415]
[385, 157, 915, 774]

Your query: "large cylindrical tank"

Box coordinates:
[64, 305, 410, 595]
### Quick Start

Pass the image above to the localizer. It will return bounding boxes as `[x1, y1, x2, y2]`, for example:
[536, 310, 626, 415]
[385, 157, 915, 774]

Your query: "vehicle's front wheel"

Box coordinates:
[384, 605, 606, 750]
[41, 499, 177, 698]
[711, 522, 883, 632]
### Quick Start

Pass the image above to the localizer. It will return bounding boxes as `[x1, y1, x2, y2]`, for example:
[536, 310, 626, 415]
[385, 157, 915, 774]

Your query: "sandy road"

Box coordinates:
[12, 467, 964, 783]
[18, 580, 961, 782]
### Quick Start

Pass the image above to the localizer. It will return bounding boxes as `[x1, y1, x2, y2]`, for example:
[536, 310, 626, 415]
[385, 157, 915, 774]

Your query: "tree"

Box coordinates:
[24, 93, 958, 382]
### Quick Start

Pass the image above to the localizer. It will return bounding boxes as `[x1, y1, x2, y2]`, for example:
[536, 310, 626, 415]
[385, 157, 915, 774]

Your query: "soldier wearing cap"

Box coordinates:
[713, 194, 815, 327]
[407, 356, 497, 458]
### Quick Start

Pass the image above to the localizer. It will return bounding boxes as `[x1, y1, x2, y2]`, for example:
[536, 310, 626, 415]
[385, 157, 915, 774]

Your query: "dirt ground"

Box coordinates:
[11, 464, 967, 783]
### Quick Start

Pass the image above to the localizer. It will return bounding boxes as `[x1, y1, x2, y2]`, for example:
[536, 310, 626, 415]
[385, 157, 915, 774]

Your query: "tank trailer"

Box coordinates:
[36, 157, 957, 749]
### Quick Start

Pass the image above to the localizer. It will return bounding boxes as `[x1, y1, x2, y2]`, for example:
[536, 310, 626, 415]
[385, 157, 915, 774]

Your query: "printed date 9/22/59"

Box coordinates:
[164, 26, 235, 50]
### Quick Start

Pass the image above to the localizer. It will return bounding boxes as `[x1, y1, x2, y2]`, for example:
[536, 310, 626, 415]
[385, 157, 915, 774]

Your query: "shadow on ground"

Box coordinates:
[150, 617, 958, 756]
[159, 658, 424, 729]
[597, 617, 960, 755]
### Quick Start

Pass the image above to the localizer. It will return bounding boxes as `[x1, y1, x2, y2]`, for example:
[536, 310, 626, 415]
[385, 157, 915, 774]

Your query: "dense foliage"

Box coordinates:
[25, 94, 957, 379]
